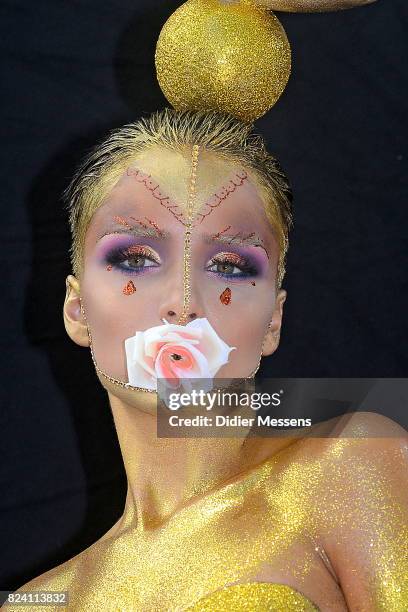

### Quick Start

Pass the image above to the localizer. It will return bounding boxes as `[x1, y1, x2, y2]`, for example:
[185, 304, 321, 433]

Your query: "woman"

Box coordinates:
[8, 1, 408, 611]
[8, 106, 406, 611]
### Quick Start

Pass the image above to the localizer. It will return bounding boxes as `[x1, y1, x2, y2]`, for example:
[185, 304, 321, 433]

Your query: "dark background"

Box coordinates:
[1, 0, 407, 591]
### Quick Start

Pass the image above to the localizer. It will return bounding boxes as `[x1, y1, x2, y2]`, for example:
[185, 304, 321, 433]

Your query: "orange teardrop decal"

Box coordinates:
[220, 287, 231, 305]
[123, 280, 136, 295]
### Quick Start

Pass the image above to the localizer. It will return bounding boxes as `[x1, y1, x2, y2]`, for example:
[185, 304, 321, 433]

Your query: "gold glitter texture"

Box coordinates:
[155, 0, 291, 122]
[247, 0, 375, 11]
[178, 144, 200, 325]
[126, 167, 188, 226]
[12, 437, 408, 610]
[126, 147, 251, 229]
[186, 582, 318, 610]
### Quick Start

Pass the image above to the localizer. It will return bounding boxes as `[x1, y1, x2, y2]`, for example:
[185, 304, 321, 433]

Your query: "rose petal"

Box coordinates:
[124, 317, 236, 391]
[186, 318, 236, 374]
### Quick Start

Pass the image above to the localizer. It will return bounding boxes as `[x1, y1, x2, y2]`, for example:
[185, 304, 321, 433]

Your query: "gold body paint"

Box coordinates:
[11, 438, 407, 610]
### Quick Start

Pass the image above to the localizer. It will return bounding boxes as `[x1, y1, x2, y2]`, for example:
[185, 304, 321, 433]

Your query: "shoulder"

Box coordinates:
[0, 559, 78, 610]
[325, 410, 407, 478]
[10, 555, 79, 595]
[307, 412, 408, 609]
[333, 409, 407, 438]
[300, 410, 407, 464]
[263, 411, 407, 495]
[300, 411, 408, 517]
[9, 522, 122, 605]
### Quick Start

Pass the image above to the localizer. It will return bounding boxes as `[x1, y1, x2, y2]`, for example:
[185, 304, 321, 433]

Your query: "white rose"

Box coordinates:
[124, 318, 236, 391]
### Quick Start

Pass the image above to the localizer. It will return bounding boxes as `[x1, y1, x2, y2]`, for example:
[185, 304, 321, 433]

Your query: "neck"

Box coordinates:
[108, 390, 296, 533]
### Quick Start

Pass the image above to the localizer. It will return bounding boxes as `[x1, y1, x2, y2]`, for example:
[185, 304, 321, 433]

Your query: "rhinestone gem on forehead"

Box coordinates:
[177, 144, 200, 325]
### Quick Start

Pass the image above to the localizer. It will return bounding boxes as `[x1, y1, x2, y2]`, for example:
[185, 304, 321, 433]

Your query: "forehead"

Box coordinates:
[88, 145, 275, 244]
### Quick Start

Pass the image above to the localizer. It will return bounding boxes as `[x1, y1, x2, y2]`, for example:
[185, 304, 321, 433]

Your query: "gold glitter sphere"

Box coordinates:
[155, 0, 291, 123]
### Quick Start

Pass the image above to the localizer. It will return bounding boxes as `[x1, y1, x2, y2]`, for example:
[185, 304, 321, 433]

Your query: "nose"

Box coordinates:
[158, 274, 203, 325]
[157, 232, 206, 324]
[164, 309, 198, 322]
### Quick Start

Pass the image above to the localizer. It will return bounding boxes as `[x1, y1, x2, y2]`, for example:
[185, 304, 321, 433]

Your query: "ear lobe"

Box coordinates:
[261, 328, 280, 357]
[261, 289, 287, 357]
[63, 275, 90, 347]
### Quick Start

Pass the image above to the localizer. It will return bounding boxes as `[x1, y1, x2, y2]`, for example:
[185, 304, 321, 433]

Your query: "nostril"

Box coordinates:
[167, 310, 176, 317]
[189, 313, 197, 320]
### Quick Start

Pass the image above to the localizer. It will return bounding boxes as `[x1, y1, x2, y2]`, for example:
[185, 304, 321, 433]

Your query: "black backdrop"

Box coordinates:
[1, 0, 407, 591]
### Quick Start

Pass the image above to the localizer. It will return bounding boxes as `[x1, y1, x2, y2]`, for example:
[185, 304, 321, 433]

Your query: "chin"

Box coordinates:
[96, 370, 159, 413]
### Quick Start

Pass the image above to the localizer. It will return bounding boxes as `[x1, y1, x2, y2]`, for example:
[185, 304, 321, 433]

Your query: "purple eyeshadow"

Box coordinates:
[95, 232, 268, 279]
[97, 234, 143, 261]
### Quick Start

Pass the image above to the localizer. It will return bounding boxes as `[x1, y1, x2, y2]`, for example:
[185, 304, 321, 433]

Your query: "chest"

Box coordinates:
[70, 489, 344, 610]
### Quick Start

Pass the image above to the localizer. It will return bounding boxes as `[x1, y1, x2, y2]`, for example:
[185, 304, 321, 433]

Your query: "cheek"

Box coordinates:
[80, 260, 148, 378]
[201, 278, 273, 373]
[220, 294, 271, 345]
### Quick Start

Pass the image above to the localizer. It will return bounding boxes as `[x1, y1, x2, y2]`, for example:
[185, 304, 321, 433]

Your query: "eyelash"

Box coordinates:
[205, 254, 258, 279]
[105, 245, 160, 275]
[104, 246, 259, 279]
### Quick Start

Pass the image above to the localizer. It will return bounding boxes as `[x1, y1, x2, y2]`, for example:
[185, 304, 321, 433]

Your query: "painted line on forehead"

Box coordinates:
[111, 215, 165, 239]
[194, 169, 249, 226]
[128, 216, 166, 237]
[144, 217, 166, 237]
[211, 225, 232, 240]
[126, 166, 188, 226]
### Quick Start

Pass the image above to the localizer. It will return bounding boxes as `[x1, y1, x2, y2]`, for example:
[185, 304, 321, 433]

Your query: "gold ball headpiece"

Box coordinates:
[155, 0, 291, 123]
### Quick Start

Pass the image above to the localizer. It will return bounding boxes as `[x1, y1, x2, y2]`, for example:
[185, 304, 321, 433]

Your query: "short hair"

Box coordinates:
[64, 107, 293, 287]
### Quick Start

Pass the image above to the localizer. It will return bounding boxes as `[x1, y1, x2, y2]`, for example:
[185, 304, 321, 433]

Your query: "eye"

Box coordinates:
[106, 245, 161, 274]
[208, 261, 241, 275]
[122, 254, 156, 270]
[206, 252, 258, 278]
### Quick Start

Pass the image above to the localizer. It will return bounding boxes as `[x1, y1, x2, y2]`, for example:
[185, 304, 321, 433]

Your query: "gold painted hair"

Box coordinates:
[64, 107, 293, 286]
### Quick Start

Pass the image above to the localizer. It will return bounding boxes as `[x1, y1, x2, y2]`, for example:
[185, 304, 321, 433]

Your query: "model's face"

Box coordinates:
[79, 146, 284, 386]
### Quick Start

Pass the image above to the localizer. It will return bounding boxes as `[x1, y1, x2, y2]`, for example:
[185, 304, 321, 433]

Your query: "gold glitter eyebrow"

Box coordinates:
[96, 224, 170, 243]
[203, 232, 270, 259]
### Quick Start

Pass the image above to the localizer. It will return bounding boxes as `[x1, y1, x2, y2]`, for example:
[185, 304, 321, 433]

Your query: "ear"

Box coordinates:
[262, 289, 287, 357]
[63, 274, 90, 347]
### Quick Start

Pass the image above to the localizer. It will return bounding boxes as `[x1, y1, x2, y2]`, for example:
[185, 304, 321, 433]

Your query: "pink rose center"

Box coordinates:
[154, 344, 198, 388]
[162, 345, 194, 372]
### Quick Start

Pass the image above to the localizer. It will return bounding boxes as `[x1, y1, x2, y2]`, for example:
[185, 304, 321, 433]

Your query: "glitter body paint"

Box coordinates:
[12, 436, 408, 610]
